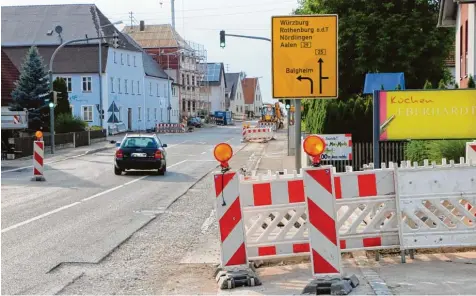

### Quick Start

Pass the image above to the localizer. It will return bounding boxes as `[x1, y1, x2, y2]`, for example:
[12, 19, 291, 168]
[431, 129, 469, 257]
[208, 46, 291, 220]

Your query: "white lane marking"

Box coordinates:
[201, 152, 206, 155]
[225, 138, 235, 143]
[200, 209, 216, 234]
[165, 140, 189, 149]
[1, 202, 81, 233]
[1, 160, 188, 234]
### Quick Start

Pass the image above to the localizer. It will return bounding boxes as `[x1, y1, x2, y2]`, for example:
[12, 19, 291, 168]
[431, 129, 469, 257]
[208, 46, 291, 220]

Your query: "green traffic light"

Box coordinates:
[49, 102, 54, 108]
[220, 42, 225, 48]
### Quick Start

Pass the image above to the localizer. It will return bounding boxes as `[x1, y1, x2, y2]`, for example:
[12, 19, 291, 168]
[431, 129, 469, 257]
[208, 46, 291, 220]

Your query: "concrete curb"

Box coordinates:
[351, 251, 392, 295]
[85, 146, 114, 155]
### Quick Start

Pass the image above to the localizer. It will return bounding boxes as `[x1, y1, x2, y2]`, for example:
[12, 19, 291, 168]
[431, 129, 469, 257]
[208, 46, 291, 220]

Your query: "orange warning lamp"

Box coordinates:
[303, 135, 326, 167]
[214, 143, 233, 171]
[35, 131, 43, 140]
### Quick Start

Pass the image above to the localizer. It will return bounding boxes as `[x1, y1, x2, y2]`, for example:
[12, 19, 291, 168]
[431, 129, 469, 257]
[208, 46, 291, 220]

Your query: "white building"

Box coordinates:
[199, 63, 227, 114]
[242, 77, 263, 118]
[225, 72, 246, 120]
[439, 0, 475, 88]
[1, 4, 175, 132]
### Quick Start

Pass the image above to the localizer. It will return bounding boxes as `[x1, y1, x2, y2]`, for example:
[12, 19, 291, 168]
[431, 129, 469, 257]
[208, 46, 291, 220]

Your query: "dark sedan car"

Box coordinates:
[187, 117, 202, 128]
[113, 134, 167, 175]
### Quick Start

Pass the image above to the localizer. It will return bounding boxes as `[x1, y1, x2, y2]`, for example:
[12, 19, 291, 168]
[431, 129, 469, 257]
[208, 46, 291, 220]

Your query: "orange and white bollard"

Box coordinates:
[31, 140, 46, 181]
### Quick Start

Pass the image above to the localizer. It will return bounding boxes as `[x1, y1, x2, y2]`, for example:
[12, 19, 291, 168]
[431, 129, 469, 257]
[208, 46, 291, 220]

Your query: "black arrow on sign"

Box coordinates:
[318, 58, 329, 94]
[297, 75, 314, 94]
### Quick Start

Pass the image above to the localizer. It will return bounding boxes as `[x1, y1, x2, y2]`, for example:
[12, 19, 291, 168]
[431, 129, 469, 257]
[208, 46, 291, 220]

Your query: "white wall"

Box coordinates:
[254, 80, 263, 114]
[455, 4, 476, 85]
[230, 78, 246, 117]
[144, 76, 172, 128]
[104, 48, 145, 131]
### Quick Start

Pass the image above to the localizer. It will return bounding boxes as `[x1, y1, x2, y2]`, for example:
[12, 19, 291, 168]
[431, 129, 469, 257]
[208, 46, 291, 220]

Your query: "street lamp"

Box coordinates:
[98, 21, 123, 128]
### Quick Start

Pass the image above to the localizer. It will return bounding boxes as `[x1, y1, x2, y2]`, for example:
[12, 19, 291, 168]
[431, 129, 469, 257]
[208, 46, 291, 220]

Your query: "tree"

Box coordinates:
[53, 77, 71, 117]
[468, 75, 476, 88]
[10, 46, 50, 130]
[294, 0, 454, 99]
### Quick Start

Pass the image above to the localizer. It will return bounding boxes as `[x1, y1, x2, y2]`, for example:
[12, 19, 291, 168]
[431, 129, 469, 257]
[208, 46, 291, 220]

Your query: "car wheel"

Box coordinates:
[114, 166, 123, 175]
[158, 162, 166, 175]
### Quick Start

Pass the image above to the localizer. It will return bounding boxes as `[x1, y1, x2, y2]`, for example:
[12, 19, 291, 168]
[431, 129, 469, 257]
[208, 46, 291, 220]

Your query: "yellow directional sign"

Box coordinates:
[272, 15, 338, 99]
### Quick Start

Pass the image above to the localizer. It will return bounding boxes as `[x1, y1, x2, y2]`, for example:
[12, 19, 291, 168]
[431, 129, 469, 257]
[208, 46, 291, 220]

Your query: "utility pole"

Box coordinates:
[129, 12, 134, 28]
[171, 0, 175, 29]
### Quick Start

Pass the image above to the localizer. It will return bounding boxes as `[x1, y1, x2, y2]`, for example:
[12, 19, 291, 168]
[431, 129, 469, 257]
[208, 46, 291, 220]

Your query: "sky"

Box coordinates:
[2, 0, 300, 104]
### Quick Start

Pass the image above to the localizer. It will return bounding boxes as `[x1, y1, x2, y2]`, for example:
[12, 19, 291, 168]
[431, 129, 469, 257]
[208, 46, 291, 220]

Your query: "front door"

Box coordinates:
[127, 108, 132, 131]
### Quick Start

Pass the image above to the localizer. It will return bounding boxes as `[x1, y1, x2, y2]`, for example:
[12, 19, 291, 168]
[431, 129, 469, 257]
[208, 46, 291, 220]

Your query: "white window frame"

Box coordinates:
[154, 108, 157, 120]
[138, 106, 142, 121]
[125, 79, 128, 94]
[127, 54, 130, 66]
[156, 83, 159, 97]
[118, 78, 122, 93]
[137, 81, 141, 94]
[132, 80, 135, 95]
[114, 51, 117, 63]
[81, 76, 92, 92]
[149, 82, 152, 96]
[147, 108, 150, 121]
[121, 53, 124, 65]
[133, 56, 136, 67]
[60, 76, 72, 92]
[81, 105, 93, 122]
[110, 77, 114, 93]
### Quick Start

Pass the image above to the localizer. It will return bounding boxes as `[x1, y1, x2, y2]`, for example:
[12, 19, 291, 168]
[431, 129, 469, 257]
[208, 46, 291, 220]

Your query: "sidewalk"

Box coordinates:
[1, 141, 113, 172]
[255, 129, 296, 174]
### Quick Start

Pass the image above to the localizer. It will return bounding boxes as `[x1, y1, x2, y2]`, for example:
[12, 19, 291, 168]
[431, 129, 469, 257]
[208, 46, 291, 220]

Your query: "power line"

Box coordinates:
[106, 0, 297, 16]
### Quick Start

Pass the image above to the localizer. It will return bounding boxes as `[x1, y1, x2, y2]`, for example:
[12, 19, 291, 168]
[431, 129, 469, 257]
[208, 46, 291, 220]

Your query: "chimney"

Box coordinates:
[140, 20, 145, 31]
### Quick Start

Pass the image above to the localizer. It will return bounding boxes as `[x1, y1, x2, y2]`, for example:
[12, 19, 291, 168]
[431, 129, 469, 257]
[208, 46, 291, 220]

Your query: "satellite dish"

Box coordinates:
[55, 25, 63, 34]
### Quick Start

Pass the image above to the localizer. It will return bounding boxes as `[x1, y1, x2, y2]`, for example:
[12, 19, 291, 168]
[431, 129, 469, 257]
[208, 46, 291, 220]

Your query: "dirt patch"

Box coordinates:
[365, 247, 476, 258]
[160, 263, 218, 295]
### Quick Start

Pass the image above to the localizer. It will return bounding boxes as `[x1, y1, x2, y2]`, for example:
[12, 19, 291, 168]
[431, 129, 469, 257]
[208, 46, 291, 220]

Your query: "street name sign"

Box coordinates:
[271, 14, 338, 99]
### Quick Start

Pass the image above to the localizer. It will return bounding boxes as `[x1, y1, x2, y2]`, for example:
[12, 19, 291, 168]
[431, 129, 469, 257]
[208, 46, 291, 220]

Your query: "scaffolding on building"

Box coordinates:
[184, 39, 209, 117]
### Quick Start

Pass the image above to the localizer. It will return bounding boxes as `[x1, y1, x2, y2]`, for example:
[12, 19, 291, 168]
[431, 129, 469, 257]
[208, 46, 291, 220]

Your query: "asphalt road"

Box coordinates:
[1, 125, 250, 295]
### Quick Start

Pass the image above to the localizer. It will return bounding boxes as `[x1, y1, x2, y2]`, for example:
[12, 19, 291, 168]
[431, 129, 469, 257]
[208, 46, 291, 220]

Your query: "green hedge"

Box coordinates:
[55, 113, 87, 133]
[405, 140, 468, 164]
[303, 95, 373, 141]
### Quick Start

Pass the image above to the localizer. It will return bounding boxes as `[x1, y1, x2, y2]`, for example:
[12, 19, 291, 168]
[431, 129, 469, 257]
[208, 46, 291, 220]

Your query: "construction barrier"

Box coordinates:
[335, 166, 400, 252]
[395, 161, 476, 251]
[212, 157, 476, 290]
[156, 123, 185, 133]
[239, 171, 309, 261]
[258, 121, 277, 131]
[466, 140, 476, 163]
[31, 141, 45, 181]
[242, 127, 274, 142]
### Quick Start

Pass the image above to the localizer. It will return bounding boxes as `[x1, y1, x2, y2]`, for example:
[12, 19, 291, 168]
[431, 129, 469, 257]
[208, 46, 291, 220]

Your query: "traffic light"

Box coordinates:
[220, 30, 225, 48]
[112, 32, 119, 48]
[285, 99, 291, 106]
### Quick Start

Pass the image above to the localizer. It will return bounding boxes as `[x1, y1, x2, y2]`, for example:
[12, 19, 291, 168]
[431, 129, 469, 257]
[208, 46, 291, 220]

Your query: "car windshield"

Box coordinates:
[122, 137, 157, 149]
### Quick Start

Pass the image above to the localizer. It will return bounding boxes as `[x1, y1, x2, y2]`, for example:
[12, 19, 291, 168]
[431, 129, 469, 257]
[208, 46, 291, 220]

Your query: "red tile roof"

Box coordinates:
[1, 49, 20, 106]
[242, 78, 257, 105]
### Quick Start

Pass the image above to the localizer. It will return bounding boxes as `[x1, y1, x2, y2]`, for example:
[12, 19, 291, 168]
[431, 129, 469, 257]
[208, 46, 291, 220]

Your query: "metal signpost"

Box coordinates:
[271, 14, 339, 170]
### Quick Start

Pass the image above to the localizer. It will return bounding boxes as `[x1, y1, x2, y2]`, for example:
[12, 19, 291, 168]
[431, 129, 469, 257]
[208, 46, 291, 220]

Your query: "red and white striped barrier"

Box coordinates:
[243, 127, 273, 142]
[258, 121, 277, 131]
[303, 166, 342, 277]
[334, 168, 400, 252]
[466, 141, 476, 164]
[213, 171, 261, 289]
[31, 141, 45, 181]
[214, 171, 247, 268]
[156, 123, 185, 133]
[239, 171, 309, 261]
